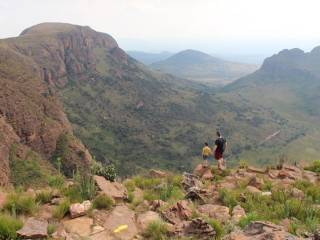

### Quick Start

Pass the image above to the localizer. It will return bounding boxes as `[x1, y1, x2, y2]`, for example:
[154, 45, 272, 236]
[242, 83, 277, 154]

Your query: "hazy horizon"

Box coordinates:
[1, 0, 319, 64]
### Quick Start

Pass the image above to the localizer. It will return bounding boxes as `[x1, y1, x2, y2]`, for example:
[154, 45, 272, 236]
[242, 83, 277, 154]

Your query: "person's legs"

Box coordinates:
[218, 158, 224, 170]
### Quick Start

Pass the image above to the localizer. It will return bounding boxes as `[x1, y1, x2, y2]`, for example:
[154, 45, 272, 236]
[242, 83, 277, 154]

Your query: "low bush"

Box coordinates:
[52, 198, 71, 219]
[92, 194, 113, 210]
[304, 161, 320, 173]
[95, 164, 116, 182]
[238, 212, 258, 229]
[124, 180, 136, 192]
[145, 219, 168, 240]
[205, 217, 224, 240]
[35, 191, 53, 204]
[0, 214, 24, 240]
[4, 193, 37, 215]
[48, 175, 65, 189]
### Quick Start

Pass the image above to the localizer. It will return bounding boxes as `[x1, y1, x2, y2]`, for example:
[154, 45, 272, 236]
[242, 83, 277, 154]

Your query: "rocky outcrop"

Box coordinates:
[149, 169, 167, 178]
[94, 175, 128, 201]
[223, 221, 304, 240]
[0, 52, 91, 185]
[170, 218, 216, 239]
[162, 200, 193, 225]
[181, 172, 203, 191]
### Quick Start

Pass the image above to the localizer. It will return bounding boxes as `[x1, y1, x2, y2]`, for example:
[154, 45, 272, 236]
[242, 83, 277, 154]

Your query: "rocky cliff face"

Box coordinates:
[0, 23, 121, 187]
[12, 23, 123, 89]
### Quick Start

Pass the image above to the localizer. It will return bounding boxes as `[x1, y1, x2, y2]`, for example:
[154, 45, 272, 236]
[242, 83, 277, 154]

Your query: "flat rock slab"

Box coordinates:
[63, 216, 93, 238]
[197, 204, 230, 220]
[103, 204, 138, 240]
[88, 230, 115, 240]
[17, 220, 48, 239]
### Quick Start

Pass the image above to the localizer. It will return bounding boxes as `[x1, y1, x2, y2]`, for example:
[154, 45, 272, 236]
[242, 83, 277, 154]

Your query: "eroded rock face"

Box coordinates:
[181, 172, 203, 191]
[171, 218, 216, 240]
[162, 200, 193, 225]
[17, 220, 48, 239]
[0, 116, 19, 188]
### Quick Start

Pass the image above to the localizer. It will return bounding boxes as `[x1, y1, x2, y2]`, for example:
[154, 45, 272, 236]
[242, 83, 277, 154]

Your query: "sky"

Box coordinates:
[0, 0, 320, 61]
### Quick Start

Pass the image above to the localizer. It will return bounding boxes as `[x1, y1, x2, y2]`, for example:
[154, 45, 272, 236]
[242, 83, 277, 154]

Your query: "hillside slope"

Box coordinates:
[0, 23, 316, 179]
[150, 49, 259, 86]
[223, 47, 320, 165]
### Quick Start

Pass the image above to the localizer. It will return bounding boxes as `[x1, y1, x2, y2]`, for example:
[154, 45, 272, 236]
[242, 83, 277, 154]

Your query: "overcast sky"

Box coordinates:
[1, 0, 319, 57]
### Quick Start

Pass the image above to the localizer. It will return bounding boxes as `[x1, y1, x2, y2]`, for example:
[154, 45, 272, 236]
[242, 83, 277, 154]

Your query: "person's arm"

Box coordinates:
[224, 142, 228, 152]
[211, 145, 217, 155]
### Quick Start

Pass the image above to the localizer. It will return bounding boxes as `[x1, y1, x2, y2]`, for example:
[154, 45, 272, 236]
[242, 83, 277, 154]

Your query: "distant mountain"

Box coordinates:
[223, 47, 320, 164]
[126, 51, 174, 65]
[150, 49, 259, 86]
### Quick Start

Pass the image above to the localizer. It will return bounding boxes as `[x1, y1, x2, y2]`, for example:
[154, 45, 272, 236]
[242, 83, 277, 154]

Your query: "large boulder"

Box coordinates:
[94, 175, 128, 201]
[193, 164, 209, 177]
[197, 204, 230, 220]
[248, 177, 264, 189]
[202, 168, 214, 181]
[162, 200, 193, 225]
[149, 169, 167, 178]
[247, 166, 265, 174]
[246, 186, 262, 195]
[17, 220, 48, 239]
[69, 200, 91, 219]
[181, 172, 203, 191]
[223, 221, 304, 240]
[103, 204, 138, 240]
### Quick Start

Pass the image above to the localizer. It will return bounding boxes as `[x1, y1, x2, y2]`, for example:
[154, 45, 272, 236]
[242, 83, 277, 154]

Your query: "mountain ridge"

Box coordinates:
[150, 49, 259, 86]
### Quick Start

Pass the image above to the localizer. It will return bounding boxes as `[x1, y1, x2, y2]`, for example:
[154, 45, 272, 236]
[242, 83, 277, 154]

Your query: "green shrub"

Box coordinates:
[304, 161, 320, 173]
[260, 179, 273, 191]
[52, 198, 71, 219]
[95, 164, 116, 182]
[143, 191, 160, 202]
[166, 174, 183, 187]
[238, 212, 258, 229]
[48, 222, 57, 235]
[124, 180, 136, 192]
[4, 193, 37, 215]
[35, 191, 53, 204]
[219, 188, 240, 210]
[62, 186, 83, 203]
[73, 169, 97, 200]
[92, 194, 113, 210]
[127, 192, 134, 203]
[205, 217, 224, 240]
[0, 214, 24, 240]
[145, 219, 168, 240]
[133, 176, 144, 189]
[48, 175, 65, 189]
[305, 217, 319, 233]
